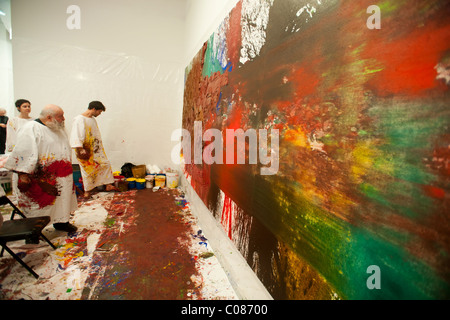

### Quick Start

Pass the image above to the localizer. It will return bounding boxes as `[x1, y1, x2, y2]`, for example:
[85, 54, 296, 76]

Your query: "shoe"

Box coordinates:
[53, 222, 78, 233]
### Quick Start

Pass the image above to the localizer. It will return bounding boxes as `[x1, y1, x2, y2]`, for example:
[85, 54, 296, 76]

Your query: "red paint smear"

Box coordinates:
[226, 0, 242, 67]
[361, 23, 450, 96]
[227, 103, 244, 130]
[290, 63, 321, 98]
[45, 160, 73, 178]
[184, 163, 211, 204]
[196, 71, 228, 129]
[100, 190, 201, 300]
[25, 180, 57, 208]
[18, 159, 72, 209]
[423, 185, 446, 200]
[221, 193, 233, 240]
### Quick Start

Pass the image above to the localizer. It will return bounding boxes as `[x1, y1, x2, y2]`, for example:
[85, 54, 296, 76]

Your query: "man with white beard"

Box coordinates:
[4, 104, 78, 234]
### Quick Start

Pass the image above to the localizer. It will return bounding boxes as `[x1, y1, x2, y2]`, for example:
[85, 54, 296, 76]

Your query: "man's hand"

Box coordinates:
[76, 147, 90, 160]
[17, 173, 31, 192]
[18, 173, 31, 184]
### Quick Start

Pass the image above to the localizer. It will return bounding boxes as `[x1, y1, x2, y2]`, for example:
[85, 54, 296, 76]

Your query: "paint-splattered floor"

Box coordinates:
[0, 188, 238, 300]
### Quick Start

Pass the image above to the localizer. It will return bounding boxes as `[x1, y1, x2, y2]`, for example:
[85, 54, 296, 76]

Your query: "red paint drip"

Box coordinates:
[221, 194, 233, 240]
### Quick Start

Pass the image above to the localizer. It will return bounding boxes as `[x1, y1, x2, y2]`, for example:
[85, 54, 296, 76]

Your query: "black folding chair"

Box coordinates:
[0, 196, 56, 279]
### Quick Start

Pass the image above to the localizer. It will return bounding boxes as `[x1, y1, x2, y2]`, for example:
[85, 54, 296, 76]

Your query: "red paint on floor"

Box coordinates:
[82, 189, 202, 300]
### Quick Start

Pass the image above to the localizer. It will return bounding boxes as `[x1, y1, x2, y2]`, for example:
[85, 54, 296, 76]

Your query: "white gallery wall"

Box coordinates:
[0, 0, 13, 117]
[10, 0, 240, 170]
[11, 0, 186, 170]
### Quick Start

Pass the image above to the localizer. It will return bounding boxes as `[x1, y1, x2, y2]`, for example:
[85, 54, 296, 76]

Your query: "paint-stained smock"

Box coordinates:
[70, 115, 114, 192]
[6, 117, 34, 199]
[4, 121, 77, 223]
[6, 117, 33, 152]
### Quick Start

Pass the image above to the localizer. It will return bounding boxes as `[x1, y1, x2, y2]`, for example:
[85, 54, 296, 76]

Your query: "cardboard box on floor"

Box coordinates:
[132, 165, 146, 178]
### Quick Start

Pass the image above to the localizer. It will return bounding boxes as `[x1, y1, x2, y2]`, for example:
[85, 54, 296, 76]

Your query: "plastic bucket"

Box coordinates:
[145, 175, 155, 189]
[127, 177, 136, 189]
[136, 178, 146, 190]
[166, 172, 179, 189]
[118, 180, 128, 192]
[155, 174, 166, 188]
[114, 175, 125, 188]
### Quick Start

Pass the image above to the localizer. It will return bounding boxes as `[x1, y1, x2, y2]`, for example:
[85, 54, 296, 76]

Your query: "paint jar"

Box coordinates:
[114, 175, 125, 188]
[72, 164, 82, 183]
[118, 179, 128, 192]
[113, 171, 121, 177]
[145, 175, 154, 189]
[155, 174, 166, 188]
[127, 177, 136, 189]
[75, 177, 84, 196]
[136, 179, 146, 190]
[166, 171, 179, 189]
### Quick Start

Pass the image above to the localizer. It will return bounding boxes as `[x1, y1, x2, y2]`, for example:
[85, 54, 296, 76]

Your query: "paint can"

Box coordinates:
[136, 179, 146, 190]
[114, 175, 125, 188]
[127, 177, 136, 189]
[118, 179, 128, 192]
[145, 175, 154, 189]
[75, 177, 84, 196]
[155, 174, 166, 188]
[166, 171, 179, 189]
[72, 164, 82, 183]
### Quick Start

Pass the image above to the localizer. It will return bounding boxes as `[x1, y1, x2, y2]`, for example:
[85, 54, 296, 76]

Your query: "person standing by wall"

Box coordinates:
[70, 101, 115, 198]
[0, 108, 8, 154]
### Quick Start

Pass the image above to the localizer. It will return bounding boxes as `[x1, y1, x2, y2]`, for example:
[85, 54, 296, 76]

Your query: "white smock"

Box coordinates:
[70, 115, 114, 192]
[4, 121, 77, 223]
[6, 117, 34, 199]
[6, 117, 33, 152]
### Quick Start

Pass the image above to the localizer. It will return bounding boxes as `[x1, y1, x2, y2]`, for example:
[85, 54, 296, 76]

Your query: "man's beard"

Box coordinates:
[47, 119, 65, 130]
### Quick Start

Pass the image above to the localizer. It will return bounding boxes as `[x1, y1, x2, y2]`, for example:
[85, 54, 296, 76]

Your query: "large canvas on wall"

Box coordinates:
[181, 0, 450, 299]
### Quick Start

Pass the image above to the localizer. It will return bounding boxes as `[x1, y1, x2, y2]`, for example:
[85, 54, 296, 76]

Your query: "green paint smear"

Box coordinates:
[368, 101, 447, 186]
[202, 34, 227, 77]
[344, 226, 449, 299]
[378, 0, 403, 14]
[104, 218, 116, 227]
[256, 176, 450, 299]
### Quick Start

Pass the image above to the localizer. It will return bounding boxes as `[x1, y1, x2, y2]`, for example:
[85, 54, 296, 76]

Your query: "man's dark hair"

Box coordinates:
[88, 101, 106, 111]
[15, 99, 30, 110]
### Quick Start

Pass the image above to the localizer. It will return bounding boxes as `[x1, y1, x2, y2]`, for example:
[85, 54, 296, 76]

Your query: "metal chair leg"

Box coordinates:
[0, 243, 39, 279]
[39, 233, 56, 250]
